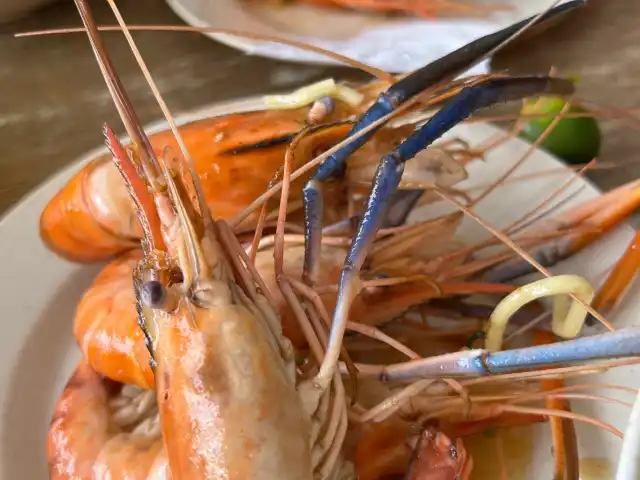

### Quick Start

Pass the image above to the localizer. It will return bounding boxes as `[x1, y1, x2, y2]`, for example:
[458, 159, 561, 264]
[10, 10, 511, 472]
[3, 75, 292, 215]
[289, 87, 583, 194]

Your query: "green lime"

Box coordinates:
[519, 96, 601, 165]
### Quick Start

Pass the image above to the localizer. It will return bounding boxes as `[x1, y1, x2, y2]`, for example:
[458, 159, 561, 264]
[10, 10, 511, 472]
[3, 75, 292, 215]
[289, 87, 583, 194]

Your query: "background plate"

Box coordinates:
[165, 0, 580, 73]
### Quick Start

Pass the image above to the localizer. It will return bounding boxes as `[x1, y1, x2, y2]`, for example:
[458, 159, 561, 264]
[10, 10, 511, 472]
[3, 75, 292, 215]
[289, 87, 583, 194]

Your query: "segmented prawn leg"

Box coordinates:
[314, 76, 575, 388]
[321, 188, 426, 237]
[370, 327, 640, 382]
[481, 180, 640, 284]
[533, 330, 579, 480]
[301, 0, 584, 285]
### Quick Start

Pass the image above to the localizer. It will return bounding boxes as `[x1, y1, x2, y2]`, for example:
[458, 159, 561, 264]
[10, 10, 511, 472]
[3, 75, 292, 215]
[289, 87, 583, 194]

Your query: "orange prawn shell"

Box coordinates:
[47, 361, 167, 479]
[48, 361, 111, 478]
[41, 109, 310, 263]
[74, 249, 155, 389]
[40, 156, 140, 263]
[352, 418, 416, 480]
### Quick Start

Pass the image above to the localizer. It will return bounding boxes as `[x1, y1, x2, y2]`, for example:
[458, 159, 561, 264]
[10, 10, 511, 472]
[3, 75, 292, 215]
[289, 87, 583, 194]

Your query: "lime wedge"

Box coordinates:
[519, 96, 601, 165]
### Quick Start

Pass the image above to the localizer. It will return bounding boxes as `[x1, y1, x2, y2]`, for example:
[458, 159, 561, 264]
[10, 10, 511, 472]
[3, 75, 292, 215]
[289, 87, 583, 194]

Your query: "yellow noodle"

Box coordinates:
[485, 275, 594, 351]
[263, 78, 363, 109]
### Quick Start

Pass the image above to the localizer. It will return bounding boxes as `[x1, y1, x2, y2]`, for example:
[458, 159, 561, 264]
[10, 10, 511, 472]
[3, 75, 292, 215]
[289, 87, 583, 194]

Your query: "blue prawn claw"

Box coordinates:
[314, 75, 575, 387]
[302, 0, 586, 282]
[376, 327, 640, 382]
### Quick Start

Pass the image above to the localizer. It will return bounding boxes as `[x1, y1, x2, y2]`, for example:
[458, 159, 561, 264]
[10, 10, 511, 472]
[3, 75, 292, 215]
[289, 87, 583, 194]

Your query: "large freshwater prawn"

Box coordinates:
[39, 108, 346, 263]
[65, 1, 353, 477]
[38, 93, 472, 264]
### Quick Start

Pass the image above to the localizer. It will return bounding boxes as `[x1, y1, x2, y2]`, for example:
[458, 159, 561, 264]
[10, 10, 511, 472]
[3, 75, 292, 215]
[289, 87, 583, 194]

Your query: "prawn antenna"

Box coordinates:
[73, 0, 162, 190]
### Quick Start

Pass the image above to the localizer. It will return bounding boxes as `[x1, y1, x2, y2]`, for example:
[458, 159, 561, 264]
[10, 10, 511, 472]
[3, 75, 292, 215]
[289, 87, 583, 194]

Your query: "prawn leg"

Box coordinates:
[533, 330, 579, 480]
[302, 0, 585, 282]
[315, 75, 575, 387]
[587, 229, 640, 322]
[374, 327, 640, 381]
[347, 280, 515, 330]
[482, 180, 640, 284]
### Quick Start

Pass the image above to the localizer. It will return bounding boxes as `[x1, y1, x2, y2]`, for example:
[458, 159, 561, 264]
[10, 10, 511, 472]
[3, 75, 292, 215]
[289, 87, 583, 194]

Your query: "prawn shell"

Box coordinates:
[352, 418, 414, 480]
[41, 110, 309, 263]
[40, 156, 140, 263]
[48, 361, 111, 478]
[74, 250, 155, 389]
[47, 361, 166, 479]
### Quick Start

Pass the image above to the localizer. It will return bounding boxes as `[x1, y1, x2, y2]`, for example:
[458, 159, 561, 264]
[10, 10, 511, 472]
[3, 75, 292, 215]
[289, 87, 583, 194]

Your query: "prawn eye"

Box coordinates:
[450, 444, 458, 459]
[141, 280, 167, 309]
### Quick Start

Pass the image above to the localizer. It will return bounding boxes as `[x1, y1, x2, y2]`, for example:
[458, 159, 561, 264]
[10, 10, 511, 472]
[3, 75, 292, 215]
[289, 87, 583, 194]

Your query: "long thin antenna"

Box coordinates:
[73, 0, 161, 188]
[15, 25, 393, 83]
[480, 0, 565, 65]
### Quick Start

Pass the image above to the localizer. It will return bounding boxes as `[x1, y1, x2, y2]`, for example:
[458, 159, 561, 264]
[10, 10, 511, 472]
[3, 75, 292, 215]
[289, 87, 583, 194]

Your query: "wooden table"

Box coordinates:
[1, 0, 638, 218]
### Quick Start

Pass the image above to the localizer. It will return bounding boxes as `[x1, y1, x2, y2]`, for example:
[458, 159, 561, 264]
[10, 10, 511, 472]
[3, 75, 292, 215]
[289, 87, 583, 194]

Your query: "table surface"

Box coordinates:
[1, 0, 638, 219]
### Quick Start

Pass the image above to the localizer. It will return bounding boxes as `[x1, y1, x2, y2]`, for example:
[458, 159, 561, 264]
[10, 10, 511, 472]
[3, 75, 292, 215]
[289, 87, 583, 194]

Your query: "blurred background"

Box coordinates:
[0, 0, 638, 216]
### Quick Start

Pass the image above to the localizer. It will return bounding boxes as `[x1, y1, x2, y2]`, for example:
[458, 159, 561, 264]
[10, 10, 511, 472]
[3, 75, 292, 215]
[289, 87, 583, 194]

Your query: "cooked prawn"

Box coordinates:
[40, 107, 485, 265]
[40, 111, 314, 263]
[72, 0, 347, 475]
[73, 249, 154, 388]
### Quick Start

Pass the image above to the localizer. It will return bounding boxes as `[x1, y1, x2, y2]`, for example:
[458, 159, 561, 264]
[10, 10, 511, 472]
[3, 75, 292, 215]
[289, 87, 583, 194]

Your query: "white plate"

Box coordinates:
[165, 0, 579, 73]
[1, 96, 637, 479]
